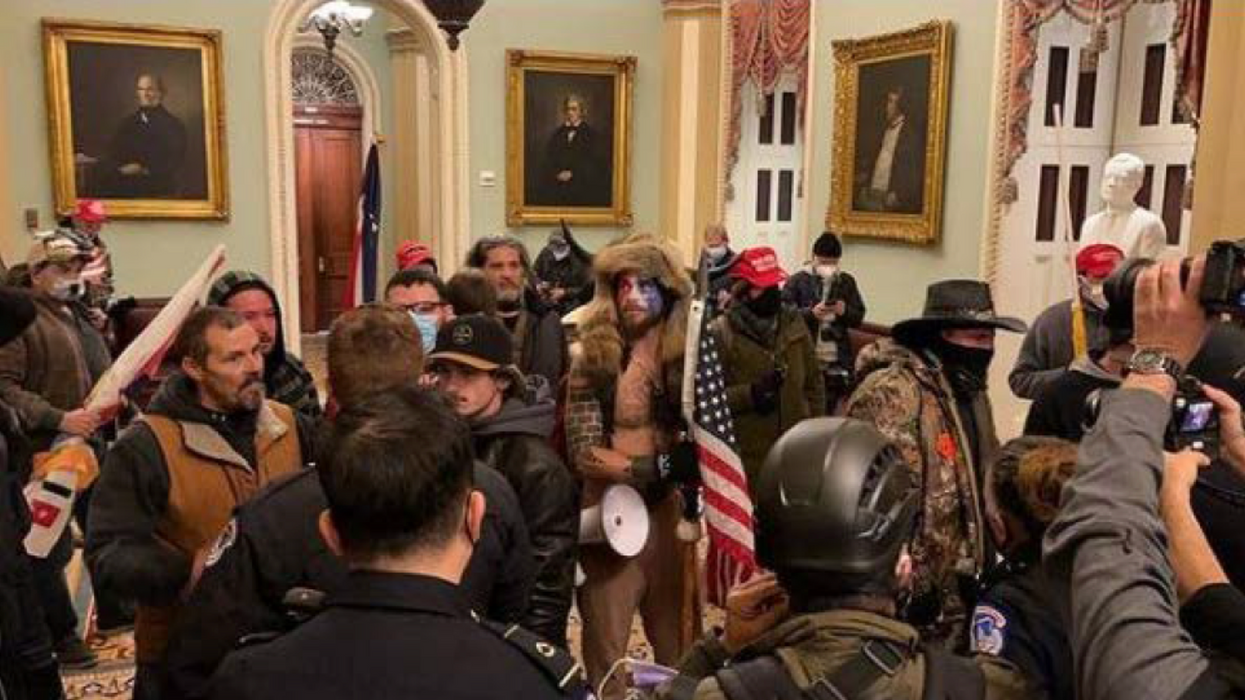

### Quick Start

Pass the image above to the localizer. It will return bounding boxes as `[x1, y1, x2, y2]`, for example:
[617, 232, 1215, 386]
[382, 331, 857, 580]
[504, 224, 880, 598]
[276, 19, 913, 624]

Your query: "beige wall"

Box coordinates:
[807, 1, 1001, 325]
[1189, 1, 1245, 253]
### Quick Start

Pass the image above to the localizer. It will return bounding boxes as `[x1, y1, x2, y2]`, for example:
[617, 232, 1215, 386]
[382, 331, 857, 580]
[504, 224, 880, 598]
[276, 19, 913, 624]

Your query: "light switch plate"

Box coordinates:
[479, 170, 496, 187]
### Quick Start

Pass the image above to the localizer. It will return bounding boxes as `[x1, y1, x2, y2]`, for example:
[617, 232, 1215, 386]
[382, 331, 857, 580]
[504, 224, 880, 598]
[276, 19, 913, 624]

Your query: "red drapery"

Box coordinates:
[999, 0, 1209, 202]
[724, 0, 809, 201]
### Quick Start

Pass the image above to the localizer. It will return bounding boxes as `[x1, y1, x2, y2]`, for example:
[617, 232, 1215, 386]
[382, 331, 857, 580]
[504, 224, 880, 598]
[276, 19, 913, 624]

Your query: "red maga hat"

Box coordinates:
[729, 246, 788, 289]
[74, 199, 107, 223]
[396, 241, 437, 271]
[1076, 243, 1124, 278]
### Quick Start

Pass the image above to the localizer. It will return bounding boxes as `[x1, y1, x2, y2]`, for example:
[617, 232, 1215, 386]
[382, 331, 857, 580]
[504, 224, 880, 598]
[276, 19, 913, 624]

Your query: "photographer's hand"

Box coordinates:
[1127, 257, 1210, 400]
[1161, 450, 1228, 602]
[1202, 384, 1245, 479]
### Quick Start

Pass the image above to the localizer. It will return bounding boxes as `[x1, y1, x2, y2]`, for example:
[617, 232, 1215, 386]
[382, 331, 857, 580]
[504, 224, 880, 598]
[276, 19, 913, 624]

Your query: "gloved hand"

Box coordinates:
[658, 440, 700, 485]
[750, 369, 785, 415]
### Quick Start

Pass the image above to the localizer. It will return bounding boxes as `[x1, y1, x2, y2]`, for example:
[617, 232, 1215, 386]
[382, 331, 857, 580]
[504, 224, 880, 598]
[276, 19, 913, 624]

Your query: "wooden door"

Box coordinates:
[295, 104, 363, 332]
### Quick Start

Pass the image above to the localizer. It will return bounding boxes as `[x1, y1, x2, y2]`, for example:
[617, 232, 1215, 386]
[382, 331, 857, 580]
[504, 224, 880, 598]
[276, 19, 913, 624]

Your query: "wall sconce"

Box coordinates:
[299, 1, 375, 55]
[421, 0, 485, 51]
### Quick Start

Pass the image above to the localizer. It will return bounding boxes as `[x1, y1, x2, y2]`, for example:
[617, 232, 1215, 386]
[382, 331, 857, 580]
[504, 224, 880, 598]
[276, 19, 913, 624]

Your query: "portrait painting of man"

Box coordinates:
[507, 50, 634, 226]
[827, 21, 952, 244]
[44, 20, 228, 219]
[851, 58, 931, 215]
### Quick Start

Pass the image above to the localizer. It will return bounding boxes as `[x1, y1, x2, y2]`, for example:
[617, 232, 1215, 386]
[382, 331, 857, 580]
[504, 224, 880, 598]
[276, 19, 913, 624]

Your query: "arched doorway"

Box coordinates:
[264, 0, 470, 350]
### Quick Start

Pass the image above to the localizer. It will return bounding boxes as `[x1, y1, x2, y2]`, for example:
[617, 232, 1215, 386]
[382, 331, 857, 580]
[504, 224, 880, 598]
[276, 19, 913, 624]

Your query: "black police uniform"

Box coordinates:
[205, 571, 586, 700]
[163, 464, 534, 698]
[971, 561, 1071, 700]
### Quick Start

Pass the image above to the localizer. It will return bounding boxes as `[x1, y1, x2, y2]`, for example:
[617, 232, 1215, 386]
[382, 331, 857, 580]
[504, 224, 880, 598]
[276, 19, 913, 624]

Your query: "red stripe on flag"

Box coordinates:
[699, 449, 750, 494]
[702, 489, 754, 531]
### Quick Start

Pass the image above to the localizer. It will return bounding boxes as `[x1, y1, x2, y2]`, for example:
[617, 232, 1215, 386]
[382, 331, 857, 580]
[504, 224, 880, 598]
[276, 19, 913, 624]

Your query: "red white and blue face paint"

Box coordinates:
[616, 272, 664, 331]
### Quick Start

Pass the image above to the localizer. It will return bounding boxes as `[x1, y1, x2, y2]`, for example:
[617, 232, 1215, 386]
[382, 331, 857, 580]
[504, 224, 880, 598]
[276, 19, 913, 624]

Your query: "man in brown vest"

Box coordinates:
[87, 307, 312, 700]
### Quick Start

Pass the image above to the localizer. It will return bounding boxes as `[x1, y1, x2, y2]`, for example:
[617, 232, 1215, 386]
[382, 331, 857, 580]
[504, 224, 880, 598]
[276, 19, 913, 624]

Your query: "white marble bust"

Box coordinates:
[1079, 153, 1167, 259]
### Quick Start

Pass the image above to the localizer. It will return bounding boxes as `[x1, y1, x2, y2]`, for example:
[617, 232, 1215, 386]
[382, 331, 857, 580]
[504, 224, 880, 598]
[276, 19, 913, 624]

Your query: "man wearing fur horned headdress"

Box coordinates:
[566, 233, 702, 696]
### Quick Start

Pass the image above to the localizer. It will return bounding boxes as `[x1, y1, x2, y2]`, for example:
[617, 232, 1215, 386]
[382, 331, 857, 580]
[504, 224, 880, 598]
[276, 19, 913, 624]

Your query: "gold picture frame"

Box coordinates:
[827, 21, 953, 244]
[506, 49, 634, 227]
[43, 19, 229, 220]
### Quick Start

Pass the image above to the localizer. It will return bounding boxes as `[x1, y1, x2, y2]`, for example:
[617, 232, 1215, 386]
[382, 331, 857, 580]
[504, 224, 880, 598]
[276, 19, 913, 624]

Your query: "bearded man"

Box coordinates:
[566, 234, 700, 698]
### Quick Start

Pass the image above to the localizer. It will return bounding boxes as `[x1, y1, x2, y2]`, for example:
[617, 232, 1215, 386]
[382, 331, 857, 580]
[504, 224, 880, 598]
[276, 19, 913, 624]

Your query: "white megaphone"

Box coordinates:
[579, 484, 650, 557]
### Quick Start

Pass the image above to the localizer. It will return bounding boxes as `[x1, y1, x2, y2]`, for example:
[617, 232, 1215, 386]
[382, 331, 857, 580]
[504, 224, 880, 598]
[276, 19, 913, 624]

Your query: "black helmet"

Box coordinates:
[756, 418, 917, 581]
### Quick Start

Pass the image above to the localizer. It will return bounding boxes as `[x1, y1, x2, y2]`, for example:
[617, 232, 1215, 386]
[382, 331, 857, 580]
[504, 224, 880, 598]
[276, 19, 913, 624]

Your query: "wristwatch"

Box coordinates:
[1127, 348, 1184, 381]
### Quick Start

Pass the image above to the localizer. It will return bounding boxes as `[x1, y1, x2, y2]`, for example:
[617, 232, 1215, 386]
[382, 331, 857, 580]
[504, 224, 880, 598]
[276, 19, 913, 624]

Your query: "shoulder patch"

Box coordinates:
[477, 618, 587, 695]
[204, 518, 238, 569]
[971, 605, 1008, 656]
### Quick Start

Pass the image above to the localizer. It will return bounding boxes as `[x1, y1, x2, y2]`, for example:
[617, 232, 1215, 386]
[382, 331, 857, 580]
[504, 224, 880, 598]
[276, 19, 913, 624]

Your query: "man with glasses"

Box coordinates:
[384, 269, 453, 356]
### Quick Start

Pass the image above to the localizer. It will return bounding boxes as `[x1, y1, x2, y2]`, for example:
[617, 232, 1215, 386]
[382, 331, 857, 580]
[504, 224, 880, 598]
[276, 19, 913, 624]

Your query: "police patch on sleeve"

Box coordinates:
[971, 605, 1008, 656]
[204, 518, 238, 569]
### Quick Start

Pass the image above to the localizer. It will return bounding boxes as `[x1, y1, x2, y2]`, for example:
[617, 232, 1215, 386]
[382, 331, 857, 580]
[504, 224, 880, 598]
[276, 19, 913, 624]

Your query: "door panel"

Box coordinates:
[294, 105, 362, 331]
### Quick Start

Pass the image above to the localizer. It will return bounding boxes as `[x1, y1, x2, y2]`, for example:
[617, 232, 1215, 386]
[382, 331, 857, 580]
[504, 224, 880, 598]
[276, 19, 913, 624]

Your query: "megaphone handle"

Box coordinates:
[678, 482, 702, 521]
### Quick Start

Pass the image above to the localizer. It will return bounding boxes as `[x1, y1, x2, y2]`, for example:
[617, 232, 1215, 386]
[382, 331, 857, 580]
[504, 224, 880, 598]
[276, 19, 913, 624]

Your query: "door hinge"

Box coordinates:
[317, 256, 326, 274]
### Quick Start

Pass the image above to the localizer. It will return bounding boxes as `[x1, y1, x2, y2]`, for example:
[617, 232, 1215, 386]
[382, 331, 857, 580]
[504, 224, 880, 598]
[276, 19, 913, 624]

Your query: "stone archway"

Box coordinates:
[264, 0, 470, 350]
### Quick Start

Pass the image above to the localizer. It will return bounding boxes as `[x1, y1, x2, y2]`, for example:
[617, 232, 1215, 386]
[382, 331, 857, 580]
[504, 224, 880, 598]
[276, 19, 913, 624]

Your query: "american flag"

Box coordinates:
[344, 143, 382, 309]
[683, 297, 758, 606]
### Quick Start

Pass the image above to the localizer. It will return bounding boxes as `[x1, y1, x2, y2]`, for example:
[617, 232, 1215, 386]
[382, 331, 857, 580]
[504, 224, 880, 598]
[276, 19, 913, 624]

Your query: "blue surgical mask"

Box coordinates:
[410, 312, 439, 354]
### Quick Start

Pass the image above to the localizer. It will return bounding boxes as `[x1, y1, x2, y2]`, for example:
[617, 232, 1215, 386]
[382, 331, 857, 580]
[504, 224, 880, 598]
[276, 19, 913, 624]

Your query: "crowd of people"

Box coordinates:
[3, 203, 1245, 700]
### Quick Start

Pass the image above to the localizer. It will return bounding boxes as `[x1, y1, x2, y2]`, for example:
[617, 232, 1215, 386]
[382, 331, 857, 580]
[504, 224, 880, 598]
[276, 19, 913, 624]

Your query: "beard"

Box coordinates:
[206, 375, 266, 413]
[620, 306, 662, 339]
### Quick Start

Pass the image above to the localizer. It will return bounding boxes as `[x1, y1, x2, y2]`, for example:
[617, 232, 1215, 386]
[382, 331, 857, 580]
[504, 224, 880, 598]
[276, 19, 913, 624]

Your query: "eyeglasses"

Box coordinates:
[396, 302, 446, 315]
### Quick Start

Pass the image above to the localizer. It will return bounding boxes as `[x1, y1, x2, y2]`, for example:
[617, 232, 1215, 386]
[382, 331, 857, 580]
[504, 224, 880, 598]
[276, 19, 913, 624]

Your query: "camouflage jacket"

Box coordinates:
[845, 340, 999, 635]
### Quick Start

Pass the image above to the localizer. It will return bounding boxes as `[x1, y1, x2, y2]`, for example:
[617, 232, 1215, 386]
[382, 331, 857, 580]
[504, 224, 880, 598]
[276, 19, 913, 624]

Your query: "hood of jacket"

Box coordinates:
[471, 374, 557, 439]
[206, 270, 288, 384]
[573, 233, 692, 388]
[855, 337, 943, 388]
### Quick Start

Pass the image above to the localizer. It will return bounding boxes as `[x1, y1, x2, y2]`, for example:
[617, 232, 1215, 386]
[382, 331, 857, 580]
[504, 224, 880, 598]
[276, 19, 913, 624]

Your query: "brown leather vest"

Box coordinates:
[133, 400, 303, 664]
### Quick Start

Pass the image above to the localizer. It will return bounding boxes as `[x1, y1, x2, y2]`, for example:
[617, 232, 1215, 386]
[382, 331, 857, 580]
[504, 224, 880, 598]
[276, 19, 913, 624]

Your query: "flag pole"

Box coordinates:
[1053, 105, 1088, 358]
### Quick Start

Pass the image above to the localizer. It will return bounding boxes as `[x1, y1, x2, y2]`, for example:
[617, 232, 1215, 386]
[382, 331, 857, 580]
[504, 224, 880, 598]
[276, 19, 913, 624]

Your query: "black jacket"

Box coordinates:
[973, 561, 1072, 700]
[86, 374, 316, 606]
[471, 382, 578, 648]
[205, 571, 582, 700]
[781, 267, 866, 370]
[162, 463, 533, 699]
[511, 292, 568, 391]
[534, 245, 592, 317]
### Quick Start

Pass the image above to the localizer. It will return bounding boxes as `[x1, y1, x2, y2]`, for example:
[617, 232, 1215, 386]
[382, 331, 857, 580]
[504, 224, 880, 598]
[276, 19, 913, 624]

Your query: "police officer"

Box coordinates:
[653, 418, 1041, 699]
[205, 387, 584, 699]
[163, 304, 534, 699]
[972, 437, 1076, 700]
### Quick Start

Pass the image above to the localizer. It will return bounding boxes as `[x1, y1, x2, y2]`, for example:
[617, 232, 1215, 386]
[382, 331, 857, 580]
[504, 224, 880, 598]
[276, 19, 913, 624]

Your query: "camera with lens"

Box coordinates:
[1083, 377, 1220, 456]
[1103, 240, 1245, 329]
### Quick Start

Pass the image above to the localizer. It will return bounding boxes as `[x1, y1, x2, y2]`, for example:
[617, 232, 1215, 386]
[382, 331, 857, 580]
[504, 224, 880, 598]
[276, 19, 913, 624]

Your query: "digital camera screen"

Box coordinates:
[1182, 401, 1215, 433]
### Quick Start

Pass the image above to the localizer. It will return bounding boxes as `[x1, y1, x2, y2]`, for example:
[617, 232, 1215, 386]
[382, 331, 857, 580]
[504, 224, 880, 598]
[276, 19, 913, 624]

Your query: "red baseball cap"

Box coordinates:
[74, 199, 107, 223]
[1076, 243, 1124, 278]
[729, 247, 788, 289]
[396, 241, 437, 272]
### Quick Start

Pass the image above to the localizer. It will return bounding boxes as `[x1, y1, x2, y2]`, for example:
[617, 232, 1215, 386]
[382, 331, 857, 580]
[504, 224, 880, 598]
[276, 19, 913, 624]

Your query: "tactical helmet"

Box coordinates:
[756, 418, 917, 580]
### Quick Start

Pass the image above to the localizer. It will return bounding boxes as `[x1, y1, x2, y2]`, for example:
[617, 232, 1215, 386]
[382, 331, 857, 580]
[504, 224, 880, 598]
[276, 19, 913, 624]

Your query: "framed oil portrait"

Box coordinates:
[43, 19, 229, 220]
[827, 21, 952, 244]
[506, 49, 634, 227]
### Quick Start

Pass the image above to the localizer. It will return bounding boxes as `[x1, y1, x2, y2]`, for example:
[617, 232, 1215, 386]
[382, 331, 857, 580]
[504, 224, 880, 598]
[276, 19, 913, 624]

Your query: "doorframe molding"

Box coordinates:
[265, 0, 470, 353]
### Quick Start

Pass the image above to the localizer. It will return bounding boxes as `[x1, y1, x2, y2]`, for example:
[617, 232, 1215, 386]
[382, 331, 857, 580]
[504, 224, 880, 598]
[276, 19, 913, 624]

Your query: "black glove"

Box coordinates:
[658, 440, 700, 485]
[750, 369, 785, 415]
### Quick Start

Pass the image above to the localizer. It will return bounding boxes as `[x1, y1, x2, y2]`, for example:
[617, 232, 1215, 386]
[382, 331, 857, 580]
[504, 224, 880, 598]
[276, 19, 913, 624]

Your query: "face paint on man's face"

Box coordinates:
[616, 273, 665, 333]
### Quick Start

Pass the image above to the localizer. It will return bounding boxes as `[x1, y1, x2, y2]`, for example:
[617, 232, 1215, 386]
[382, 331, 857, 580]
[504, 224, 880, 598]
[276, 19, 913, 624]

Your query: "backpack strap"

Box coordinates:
[715, 639, 909, 700]
[921, 644, 986, 700]
[715, 656, 805, 700]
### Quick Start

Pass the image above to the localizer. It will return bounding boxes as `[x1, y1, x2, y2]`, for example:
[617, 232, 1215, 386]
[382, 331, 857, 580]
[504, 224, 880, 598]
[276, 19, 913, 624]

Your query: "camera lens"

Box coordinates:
[1101, 258, 1154, 332]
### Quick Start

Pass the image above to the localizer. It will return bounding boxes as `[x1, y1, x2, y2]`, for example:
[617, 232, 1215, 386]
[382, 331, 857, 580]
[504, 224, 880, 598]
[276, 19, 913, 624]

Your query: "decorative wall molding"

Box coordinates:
[264, 0, 469, 351]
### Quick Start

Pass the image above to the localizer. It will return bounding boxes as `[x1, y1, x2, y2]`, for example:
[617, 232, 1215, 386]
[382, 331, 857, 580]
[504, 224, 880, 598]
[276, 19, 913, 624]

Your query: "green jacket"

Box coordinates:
[712, 306, 825, 487]
[655, 609, 1041, 700]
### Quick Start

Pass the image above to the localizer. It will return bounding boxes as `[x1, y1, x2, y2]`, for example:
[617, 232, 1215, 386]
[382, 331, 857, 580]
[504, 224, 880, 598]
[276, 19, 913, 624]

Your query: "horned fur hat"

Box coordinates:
[574, 233, 693, 386]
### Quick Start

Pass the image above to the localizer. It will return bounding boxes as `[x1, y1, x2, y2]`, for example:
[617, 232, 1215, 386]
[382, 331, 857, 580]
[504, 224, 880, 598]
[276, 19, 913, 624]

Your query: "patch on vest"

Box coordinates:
[204, 518, 238, 569]
[971, 605, 1008, 656]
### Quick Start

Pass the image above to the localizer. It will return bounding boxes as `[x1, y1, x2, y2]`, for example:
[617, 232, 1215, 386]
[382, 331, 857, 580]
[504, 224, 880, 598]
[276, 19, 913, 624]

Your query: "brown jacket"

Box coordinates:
[0, 292, 110, 449]
[87, 373, 306, 664]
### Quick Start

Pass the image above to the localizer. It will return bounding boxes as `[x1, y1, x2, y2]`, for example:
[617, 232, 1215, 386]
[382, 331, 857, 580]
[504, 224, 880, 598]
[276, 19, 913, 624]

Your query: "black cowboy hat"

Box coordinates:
[892, 279, 1027, 347]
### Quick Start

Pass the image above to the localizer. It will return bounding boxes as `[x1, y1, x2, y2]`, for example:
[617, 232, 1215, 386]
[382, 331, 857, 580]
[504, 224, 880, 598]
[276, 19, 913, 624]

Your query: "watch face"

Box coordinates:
[1131, 349, 1174, 375]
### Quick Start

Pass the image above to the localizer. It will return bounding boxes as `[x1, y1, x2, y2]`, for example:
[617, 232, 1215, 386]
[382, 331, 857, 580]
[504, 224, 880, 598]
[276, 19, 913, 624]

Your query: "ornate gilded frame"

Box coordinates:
[826, 21, 953, 244]
[43, 19, 229, 220]
[505, 49, 635, 227]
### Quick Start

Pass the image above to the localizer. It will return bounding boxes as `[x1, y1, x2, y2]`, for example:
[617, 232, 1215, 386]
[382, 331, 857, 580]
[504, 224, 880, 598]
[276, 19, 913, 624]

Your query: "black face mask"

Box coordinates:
[745, 287, 782, 318]
[929, 337, 994, 395]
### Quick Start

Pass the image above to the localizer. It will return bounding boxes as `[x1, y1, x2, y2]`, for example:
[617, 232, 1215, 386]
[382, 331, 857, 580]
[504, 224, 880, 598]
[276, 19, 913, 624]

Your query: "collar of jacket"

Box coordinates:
[326, 570, 472, 619]
[727, 306, 803, 348]
[738, 608, 921, 662]
[177, 401, 288, 470]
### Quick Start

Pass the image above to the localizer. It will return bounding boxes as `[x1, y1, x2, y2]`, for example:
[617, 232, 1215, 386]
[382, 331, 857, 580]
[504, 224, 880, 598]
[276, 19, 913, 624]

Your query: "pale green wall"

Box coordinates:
[808, 0, 1000, 324]
[464, 0, 664, 258]
[1, 0, 273, 298]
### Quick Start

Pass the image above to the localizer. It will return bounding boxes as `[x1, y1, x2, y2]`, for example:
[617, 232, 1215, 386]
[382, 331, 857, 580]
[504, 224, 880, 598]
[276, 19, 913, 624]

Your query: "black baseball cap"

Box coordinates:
[427, 314, 514, 371]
